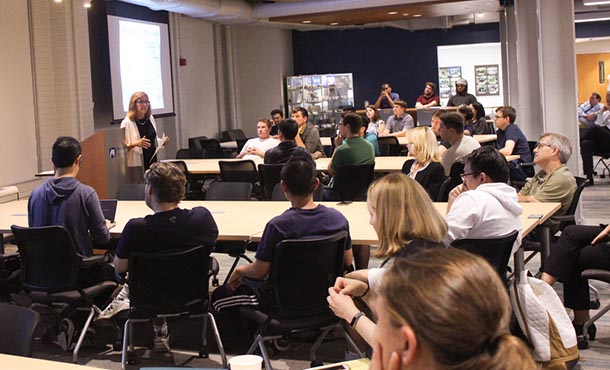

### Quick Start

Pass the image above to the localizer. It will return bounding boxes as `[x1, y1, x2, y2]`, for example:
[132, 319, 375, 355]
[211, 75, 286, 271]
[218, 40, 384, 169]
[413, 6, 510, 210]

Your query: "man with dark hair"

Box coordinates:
[28, 136, 111, 257]
[270, 109, 284, 136]
[415, 82, 440, 109]
[236, 119, 279, 159]
[328, 113, 375, 176]
[214, 158, 353, 311]
[578, 92, 602, 128]
[264, 119, 313, 164]
[446, 78, 478, 107]
[380, 100, 414, 137]
[582, 91, 610, 185]
[100, 162, 218, 352]
[444, 146, 522, 252]
[374, 82, 399, 109]
[494, 105, 533, 183]
[439, 112, 480, 176]
[291, 106, 325, 159]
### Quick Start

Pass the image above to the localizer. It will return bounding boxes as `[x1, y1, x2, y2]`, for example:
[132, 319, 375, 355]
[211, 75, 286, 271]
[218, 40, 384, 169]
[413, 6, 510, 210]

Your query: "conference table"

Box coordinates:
[0, 354, 105, 370]
[0, 198, 559, 273]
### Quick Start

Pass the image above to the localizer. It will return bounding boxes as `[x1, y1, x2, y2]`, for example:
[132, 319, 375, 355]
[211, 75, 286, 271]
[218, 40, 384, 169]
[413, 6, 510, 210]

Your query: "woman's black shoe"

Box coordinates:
[573, 322, 596, 341]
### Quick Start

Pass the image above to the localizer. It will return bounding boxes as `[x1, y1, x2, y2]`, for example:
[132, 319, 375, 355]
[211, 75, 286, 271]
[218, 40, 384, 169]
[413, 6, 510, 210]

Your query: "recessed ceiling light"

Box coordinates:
[584, 1, 610, 5]
[54, 0, 62, 3]
[330, 22, 339, 26]
[402, 13, 409, 16]
[302, 20, 311, 24]
[476, 12, 485, 18]
[388, 11, 398, 15]
[84, 0, 91, 8]
[413, 14, 422, 17]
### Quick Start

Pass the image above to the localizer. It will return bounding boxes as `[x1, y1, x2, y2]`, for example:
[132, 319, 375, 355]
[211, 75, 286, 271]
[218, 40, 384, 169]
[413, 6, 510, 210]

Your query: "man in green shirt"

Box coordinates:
[328, 113, 375, 176]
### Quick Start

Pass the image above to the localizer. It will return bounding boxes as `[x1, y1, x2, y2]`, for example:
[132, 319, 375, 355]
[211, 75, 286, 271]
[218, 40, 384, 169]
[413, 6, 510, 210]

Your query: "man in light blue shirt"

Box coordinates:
[578, 92, 602, 128]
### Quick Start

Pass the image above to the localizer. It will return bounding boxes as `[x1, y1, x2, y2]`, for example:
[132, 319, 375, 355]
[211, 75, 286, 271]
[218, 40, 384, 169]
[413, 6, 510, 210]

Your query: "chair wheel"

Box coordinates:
[590, 300, 601, 310]
[198, 348, 209, 358]
[127, 351, 138, 364]
[311, 360, 324, 367]
[212, 278, 219, 287]
[577, 337, 589, 350]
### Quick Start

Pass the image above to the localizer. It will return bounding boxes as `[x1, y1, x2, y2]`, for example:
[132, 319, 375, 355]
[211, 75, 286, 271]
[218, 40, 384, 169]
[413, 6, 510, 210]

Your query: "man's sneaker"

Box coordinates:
[97, 299, 130, 320]
[153, 334, 171, 353]
[56, 318, 75, 351]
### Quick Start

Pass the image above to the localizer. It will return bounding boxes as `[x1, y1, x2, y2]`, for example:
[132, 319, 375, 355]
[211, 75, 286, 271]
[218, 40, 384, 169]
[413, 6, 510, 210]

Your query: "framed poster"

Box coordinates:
[474, 64, 499, 96]
[438, 66, 462, 98]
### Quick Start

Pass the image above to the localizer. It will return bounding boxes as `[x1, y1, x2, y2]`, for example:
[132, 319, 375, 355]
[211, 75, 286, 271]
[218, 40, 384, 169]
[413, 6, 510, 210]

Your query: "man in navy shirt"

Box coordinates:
[374, 83, 399, 109]
[494, 106, 534, 183]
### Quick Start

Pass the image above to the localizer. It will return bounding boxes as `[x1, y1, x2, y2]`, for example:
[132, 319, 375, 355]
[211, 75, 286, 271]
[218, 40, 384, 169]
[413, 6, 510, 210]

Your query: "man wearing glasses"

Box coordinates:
[444, 146, 522, 253]
[518, 133, 576, 234]
[494, 106, 533, 183]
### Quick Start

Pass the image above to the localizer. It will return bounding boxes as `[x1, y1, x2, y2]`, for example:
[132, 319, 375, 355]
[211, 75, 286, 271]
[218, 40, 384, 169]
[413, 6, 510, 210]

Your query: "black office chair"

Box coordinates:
[176, 148, 206, 159]
[239, 231, 364, 370]
[219, 160, 259, 184]
[10, 225, 117, 363]
[522, 176, 590, 271]
[172, 160, 205, 200]
[577, 269, 610, 349]
[258, 164, 284, 200]
[437, 161, 465, 202]
[188, 136, 207, 150]
[205, 182, 255, 285]
[451, 230, 519, 285]
[116, 184, 146, 200]
[221, 129, 247, 142]
[332, 162, 375, 203]
[0, 303, 40, 357]
[377, 136, 401, 156]
[435, 176, 452, 202]
[200, 139, 228, 159]
[592, 151, 610, 178]
[121, 246, 227, 369]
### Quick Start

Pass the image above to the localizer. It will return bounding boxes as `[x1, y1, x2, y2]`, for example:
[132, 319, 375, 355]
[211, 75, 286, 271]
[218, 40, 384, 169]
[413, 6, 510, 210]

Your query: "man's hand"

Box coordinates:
[228, 267, 244, 290]
[592, 224, 610, 245]
[327, 286, 360, 322]
[333, 276, 368, 296]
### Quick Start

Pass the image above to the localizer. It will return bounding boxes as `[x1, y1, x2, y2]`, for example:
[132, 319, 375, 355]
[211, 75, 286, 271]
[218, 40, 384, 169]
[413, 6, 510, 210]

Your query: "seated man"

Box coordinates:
[445, 146, 522, 254]
[236, 118, 279, 159]
[264, 119, 313, 164]
[415, 82, 440, 109]
[494, 105, 534, 183]
[270, 109, 284, 137]
[446, 79, 477, 107]
[292, 107, 325, 159]
[328, 113, 375, 177]
[374, 82, 399, 109]
[578, 92, 602, 129]
[439, 112, 480, 176]
[519, 133, 576, 234]
[380, 100, 414, 137]
[100, 162, 218, 352]
[213, 158, 353, 311]
[581, 91, 610, 185]
[431, 109, 450, 157]
[28, 136, 111, 258]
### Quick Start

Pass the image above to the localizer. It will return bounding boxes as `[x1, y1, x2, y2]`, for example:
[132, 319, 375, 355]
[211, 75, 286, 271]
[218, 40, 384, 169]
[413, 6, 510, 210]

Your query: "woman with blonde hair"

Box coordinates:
[401, 126, 445, 199]
[121, 91, 170, 183]
[368, 248, 536, 370]
[327, 173, 447, 345]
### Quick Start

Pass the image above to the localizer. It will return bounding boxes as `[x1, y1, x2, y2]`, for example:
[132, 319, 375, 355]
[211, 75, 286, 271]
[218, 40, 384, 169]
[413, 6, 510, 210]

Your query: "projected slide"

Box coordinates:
[108, 15, 174, 120]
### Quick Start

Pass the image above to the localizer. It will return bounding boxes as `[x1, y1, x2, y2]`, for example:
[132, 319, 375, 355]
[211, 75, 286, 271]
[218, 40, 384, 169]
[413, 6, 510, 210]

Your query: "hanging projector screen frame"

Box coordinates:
[107, 15, 174, 120]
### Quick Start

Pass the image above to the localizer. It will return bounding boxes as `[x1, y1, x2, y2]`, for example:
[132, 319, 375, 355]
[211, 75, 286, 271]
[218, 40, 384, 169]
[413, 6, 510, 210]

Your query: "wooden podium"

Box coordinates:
[77, 128, 126, 199]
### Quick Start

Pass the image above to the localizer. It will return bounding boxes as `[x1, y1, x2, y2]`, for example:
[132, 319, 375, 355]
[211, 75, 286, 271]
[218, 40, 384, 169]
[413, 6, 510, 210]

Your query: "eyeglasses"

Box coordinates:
[494, 115, 504, 120]
[535, 142, 553, 149]
[460, 172, 476, 181]
[136, 100, 150, 105]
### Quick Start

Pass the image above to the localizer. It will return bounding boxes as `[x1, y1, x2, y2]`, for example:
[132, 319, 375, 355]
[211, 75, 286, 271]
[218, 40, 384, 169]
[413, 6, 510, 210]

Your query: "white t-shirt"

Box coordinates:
[239, 137, 280, 159]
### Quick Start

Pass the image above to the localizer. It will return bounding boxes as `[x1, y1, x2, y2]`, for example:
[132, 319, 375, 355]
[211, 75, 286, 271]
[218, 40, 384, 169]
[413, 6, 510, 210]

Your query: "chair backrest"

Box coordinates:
[268, 231, 347, 316]
[221, 129, 247, 141]
[206, 182, 253, 200]
[435, 176, 452, 202]
[0, 303, 40, 357]
[219, 160, 258, 183]
[116, 183, 146, 200]
[416, 108, 439, 127]
[11, 225, 81, 292]
[451, 230, 519, 284]
[128, 245, 210, 316]
[333, 162, 375, 202]
[200, 139, 224, 159]
[188, 136, 207, 150]
[561, 176, 589, 228]
[176, 148, 205, 159]
[377, 136, 401, 156]
[258, 164, 284, 200]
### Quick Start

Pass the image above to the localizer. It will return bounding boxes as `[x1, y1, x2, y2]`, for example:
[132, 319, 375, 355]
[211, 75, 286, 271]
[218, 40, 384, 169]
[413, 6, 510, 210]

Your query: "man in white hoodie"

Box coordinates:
[445, 146, 523, 254]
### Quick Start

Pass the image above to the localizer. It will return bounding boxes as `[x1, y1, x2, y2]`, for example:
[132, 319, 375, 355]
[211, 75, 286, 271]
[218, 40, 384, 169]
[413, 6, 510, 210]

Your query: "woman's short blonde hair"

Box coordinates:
[407, 126, 440, 164]
[127, 91, 151, 121]
[367, 173, 447, 258]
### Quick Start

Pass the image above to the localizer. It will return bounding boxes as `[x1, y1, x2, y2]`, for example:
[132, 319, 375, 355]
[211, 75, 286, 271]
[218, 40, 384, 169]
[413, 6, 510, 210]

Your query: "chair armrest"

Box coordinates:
[551, 214, 575, 223]
[80, 254, 107, 268]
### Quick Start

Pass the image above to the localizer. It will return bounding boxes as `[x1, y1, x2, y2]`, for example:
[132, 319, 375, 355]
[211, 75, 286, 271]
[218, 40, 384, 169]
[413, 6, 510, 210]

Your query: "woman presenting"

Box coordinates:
[121, 91, 170, 182]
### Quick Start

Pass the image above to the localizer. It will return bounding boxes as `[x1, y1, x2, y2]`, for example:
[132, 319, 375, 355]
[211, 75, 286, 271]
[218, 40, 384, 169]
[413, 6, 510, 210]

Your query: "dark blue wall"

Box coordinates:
[575, 21, 610, 39]
[292, 23, 500, 109]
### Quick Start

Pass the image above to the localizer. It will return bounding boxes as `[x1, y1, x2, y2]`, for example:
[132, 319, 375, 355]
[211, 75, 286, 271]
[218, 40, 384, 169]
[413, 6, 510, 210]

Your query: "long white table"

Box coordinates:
[321, 134, 497, 147]
[0, 354, 105, 370]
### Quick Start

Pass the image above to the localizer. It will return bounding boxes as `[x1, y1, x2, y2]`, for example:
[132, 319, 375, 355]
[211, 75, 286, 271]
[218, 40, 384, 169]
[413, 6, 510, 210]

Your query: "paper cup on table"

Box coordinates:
[229, 354, 263, 370]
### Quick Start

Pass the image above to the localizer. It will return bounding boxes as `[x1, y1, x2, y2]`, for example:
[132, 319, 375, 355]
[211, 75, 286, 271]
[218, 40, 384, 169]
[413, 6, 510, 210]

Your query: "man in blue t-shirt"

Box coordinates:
[494, 106, 534, 183]
[213, 158, 353, 312]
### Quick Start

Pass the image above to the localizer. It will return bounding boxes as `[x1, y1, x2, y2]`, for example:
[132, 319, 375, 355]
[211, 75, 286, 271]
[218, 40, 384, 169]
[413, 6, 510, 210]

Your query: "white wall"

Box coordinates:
[576, 38, 610, 54]
[0, 1, 38, 186]
[437, 42, 504, 109]
[232, 25, 293, 137]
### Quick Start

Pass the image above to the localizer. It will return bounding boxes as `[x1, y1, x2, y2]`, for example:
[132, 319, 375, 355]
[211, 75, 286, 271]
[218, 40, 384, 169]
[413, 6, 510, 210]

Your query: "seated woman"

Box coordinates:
[327, 173, 447, 345]
[363, 248, 537, 370]
[541, 224, 610, 339]
[365, 105, 385, 156]
[470, 102, 494, 135]
[458, 104, 475, 135]
[401, 127, 446, 200]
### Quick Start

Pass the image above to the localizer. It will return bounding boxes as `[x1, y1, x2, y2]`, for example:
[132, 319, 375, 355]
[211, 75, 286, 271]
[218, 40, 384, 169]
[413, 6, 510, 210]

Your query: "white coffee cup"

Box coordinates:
[229, 354, 263, 370]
